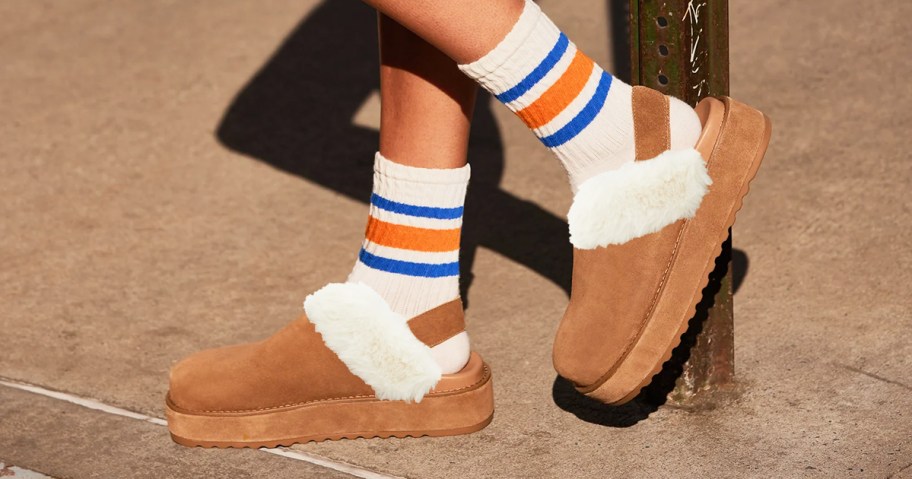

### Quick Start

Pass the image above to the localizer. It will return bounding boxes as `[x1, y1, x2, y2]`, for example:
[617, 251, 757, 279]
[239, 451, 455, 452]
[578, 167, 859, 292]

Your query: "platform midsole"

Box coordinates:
[166, 366, 494, 444]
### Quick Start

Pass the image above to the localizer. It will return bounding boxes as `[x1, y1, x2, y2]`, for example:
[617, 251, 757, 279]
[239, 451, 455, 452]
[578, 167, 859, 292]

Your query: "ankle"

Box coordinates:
[566, 94, 702, 192]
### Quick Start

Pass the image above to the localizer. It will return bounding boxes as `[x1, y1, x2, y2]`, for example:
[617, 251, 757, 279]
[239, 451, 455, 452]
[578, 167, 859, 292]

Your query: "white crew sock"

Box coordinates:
[348, 152, 471, 374]
[459, 0, 702, 192]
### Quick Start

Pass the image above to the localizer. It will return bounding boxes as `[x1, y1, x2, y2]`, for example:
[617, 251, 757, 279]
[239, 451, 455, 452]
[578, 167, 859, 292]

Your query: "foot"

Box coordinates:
[457, 0, 771, 405]
[552, 89, 772, 404]
[166, 283, 494, 447]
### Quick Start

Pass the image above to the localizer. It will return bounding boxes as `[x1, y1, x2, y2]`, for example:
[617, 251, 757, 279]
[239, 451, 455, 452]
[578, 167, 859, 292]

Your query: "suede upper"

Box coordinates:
[169, 299, 466, 413]
[169, 318, 375, 413]
[555, 86, 702, 388]
[554, 219, 687, 387]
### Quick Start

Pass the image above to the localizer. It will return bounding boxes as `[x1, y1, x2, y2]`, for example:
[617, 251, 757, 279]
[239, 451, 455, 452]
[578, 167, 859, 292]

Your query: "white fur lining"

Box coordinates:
[568, 149, 711, 249]
[303, 282, 441, 402]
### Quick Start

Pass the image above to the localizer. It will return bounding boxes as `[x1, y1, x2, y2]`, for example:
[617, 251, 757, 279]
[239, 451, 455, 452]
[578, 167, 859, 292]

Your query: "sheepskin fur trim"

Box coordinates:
[568, 149, 711, 249]
[303, 282, 442, 402]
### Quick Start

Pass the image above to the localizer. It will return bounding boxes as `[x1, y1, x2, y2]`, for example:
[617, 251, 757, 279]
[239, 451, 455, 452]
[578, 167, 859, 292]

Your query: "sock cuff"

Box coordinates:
[352, 155, 469, 320]
[458, 0, 543, 83]
[374, 152, 471, 185]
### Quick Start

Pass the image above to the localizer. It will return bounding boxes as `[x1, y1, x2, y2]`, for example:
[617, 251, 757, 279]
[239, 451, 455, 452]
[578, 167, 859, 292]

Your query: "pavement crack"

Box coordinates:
[887, 461, 912, 479]
[838, 364, 912, 392]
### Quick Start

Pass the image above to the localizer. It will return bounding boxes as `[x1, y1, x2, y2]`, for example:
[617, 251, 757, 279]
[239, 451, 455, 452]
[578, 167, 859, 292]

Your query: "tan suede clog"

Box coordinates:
[553, 87, 771, 404]
[166, 284, 494, 447]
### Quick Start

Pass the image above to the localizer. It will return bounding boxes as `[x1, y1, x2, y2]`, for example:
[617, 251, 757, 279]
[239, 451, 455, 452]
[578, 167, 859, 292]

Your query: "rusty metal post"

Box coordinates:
[629, 0, 735, 405]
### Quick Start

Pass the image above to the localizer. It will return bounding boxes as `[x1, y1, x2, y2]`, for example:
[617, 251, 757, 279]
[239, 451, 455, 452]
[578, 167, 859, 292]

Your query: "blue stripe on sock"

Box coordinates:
[370, 193, 463, 220]
[495, 33, 570, 104]
[539, 71, 613, 148]
[358, 249, 460, 278]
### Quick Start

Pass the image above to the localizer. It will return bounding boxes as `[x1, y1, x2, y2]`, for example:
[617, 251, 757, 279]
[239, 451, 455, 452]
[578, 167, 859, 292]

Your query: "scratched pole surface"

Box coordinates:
[629, 0, 734, 405]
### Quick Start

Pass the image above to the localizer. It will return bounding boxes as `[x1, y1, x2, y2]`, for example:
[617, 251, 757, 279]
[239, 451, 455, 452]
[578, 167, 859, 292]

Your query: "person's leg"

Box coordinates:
[363, 0, 525, 64]
[347, 14, 479, 374]
[165, 14, 497, 447]
[362, 0, 701, 191]
[376, 14, 477, 169]
[363, 0, 772, 407]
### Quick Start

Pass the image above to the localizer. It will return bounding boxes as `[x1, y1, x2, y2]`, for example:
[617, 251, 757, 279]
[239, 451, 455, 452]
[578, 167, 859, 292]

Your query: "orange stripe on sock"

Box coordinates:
[516, 50, 594, 129]
[365, 216, 460, 252]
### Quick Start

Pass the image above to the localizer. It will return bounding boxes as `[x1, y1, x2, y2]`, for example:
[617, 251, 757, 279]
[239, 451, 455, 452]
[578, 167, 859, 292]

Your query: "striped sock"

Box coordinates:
[348, 152, 470, 373]
[459, 0, 701, 192]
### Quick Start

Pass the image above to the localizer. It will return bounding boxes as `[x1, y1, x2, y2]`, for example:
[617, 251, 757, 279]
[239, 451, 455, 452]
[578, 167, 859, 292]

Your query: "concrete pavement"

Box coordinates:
[1, 0, 910, 477]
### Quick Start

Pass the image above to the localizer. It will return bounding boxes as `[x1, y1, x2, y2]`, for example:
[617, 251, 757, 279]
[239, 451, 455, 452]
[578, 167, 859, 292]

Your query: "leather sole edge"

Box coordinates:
[166, 364, 494, 448]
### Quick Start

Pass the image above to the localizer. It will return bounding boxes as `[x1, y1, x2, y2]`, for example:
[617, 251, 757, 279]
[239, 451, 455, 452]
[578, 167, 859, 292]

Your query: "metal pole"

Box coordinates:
[629, 0, 734, 405]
